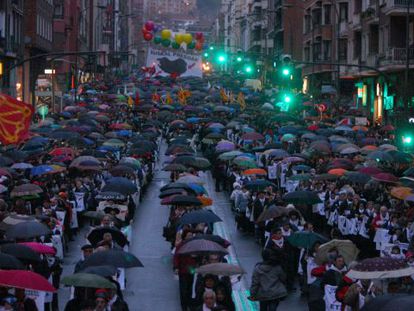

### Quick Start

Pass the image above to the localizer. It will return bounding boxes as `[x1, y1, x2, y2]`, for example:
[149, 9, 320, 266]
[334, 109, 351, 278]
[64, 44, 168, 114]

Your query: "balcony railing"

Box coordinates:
[382, 0, 414, 14]
[389, 47, 414, 61]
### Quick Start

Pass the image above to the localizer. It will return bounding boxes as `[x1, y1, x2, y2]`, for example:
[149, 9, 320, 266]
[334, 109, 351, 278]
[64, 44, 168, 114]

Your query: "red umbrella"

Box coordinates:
[380, 124, 395, 132]
[358, 167, 383, 176]
[241, 132, 264, 141]
[19, 242, 56, 256]
[308, 124, 319, 131]
[49, 147, 75, 157]
[372, 173, 399, 183]
[0, 270, 56, 292]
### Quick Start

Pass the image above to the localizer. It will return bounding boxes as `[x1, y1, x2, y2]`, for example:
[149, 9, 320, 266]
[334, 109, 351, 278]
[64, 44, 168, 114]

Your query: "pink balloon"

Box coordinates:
[145, 21, 155, 32]
[195, 32, 203, 40]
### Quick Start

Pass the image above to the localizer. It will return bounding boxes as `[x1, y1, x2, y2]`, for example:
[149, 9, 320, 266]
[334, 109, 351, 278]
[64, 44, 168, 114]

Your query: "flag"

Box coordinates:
[220, 88, 229, 103]
[166, 92, 173, 105]
[128, 96, 133, 107]
[0, 93, 34, 145]
[152, 92, 160, 103]
[237, 92, 246, 110]
[134, 91, 140, 105]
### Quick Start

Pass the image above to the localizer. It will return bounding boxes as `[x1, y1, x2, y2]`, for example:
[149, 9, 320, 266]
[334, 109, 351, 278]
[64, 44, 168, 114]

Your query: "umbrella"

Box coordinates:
[378, 144, 397, 151]
[87, 227, 128, 247]
[95, 191, 127, 201]
[257, 205, 287, 222]
[159, 188, 186, 198]
[283, 191, 322, 205]
[5, 222, 51, 239]
[80, 265, 118, 277]
[11, 163, 33, 170]
[403, 167, 414, 177]
[390, 187, 413, 200]
[0, 253, 24, 269]
[241, 132, 264, 141]
[163, 163, 188, 172]
[176, 175, 205, 185]
[179, 210, 222, 225]
[292, 165, 311, 172]
[367, 150, 393, 162]
[361, 145, 378, 154]
[19, 242, 56, 255]
[162, 195, 202, 206]
[313, 173, 339, 181]
[360, 294, 414, 311]
[0, 243, 41, 262]
[372, 173, 399, 183]
[165, 145, 194, 155]
[82, 250, 143, 268]
[288, 174, 312, 181]
[173, 156, 211, 170]
[347, 257, 414, 279]
[101, 177, 137, 195]
[264, 149, 290, 159]
[109, 165, 136, 176]
[215, 140, 236, 152]
[61, 273, 116, 289]
[242, 168, 267, 176]
[244, 180, 276, 191]
[218, 151, 243, 161]
[358, 167, 382, 176]
[328, 168, 348, 176]
[10, 184, 43, 197]
[196, 263, 245, 276]
[315, 239, 359, 265]
[176, 239, 228, 256]
[232, 157, 257, 168]
[187, 234, 231, 248]
[0, 214, 37, 231]
[343, 172, 371, 184]
[160, 183, 197, 194]
[287, 231, 329, 249]
[0, 270, 55, 292]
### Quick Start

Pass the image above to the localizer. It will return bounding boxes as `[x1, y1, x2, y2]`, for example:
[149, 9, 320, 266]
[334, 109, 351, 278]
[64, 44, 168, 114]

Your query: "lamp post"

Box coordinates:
[405, 1, 411, 112]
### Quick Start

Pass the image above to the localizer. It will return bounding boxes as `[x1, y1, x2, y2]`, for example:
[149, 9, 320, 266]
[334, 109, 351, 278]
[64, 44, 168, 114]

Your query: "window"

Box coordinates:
[54, 4, 64, 19]
[312, 9, 322, 27]
[354, 0, 362, 14]
[324, 5, 331, 25]
[354, 31, 361, 58]
[313, 41, 322, 61]
[339, 2, 348, 22]
[369, 24, 379, 54]
[339, 38, 348, 61]
[304, 46, 310, 61]
[323, 40, 331, 60]
[304, 15, 311, 33]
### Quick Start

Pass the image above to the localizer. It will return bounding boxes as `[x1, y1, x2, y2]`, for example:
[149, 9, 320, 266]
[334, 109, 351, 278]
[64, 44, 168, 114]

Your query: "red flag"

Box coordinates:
[0, 93, 34, 145]
[135, 91, 140, 105]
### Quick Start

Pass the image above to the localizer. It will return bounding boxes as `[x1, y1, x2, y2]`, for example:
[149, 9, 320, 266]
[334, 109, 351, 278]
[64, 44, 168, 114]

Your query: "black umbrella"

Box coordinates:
[82, 250, 143, 268]
[80, 265, 118, 277]
[87, 227, 128, 248]
[160, 183, 197, 195]
[101, 177, 137, 195]
[6, 222, 51, 239]
[1, 243, 41, 262]
[168, 195, 202, 206]
[283, 191, 322, 205]
[109, 165, 136, 176]
[159, 188, 186, 198]
[360, 294, 414, 311]
[187, 234, 231, 248]
[179, 210, 222, 225]
[0, 253, 25, 269]
[176, 239, 228, 256]
[95, 192, 127, 201]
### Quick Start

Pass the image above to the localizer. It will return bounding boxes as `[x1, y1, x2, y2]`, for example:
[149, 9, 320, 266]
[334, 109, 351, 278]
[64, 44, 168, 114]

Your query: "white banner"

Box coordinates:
[146, 47, 203, 77]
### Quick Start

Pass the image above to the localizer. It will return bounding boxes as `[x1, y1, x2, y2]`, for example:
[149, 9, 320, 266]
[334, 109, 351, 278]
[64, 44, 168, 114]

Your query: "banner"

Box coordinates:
[146, 47, 202, 77]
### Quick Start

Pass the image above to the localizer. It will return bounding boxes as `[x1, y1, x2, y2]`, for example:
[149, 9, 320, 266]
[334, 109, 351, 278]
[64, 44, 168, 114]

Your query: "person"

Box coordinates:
[215, 284, 235, 311]
[194, 274, 219, 308]
[74, 244, 94, 273]
[195, 291, 217, 311]
[251, 191, 270, 244]
[107, 288, 129, 311]
[321, 255, 348, 287]
[249, 249, 287, 311]
[14, 288, 38, 311]
[95, 289, 109, 311]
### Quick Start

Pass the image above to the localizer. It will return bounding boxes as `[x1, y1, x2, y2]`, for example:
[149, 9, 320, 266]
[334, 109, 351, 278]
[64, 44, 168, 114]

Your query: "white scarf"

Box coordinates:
[272, 237, 284, 248]
[282, 227, 291, 237]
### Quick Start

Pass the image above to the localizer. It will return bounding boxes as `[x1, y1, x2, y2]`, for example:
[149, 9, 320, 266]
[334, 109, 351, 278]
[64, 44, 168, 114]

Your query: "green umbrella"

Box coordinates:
[287, 231, 328, 249]
[283, 190, 322, 205]
[218, 150, 243, 161]
[288, 174, 311, 181]
[61, 273, 116, 289]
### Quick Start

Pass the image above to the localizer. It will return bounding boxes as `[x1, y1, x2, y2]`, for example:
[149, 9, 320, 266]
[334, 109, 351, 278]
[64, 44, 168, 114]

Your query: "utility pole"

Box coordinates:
[405, 0, 411, 112]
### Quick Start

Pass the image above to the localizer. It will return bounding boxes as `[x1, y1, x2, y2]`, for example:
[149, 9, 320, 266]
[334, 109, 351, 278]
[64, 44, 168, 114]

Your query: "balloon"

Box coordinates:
[144, 32, 153, 41]
[195, 42, 203, 51]
[162, 39, 171, 47]
[198, 37, 205, 44]
[172, 42, 180, 49]
[195, 32, 203, 40]
[175, 34, 184, 44]
[153, 24, 160, 33]
[141, 27, 150, 35]
[154, 36, 162, 44]
[188, 41, 196, 49]
[144, 21, 155, 32]
[161, 29, 172, 40]
[183, 33, 193, 44]
[203, 44, 209, 50]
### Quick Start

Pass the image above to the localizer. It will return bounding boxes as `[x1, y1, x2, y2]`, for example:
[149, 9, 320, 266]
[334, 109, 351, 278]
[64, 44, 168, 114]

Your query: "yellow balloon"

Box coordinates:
[183, 33, 193, 44]
[161, 29, 172, 40]
[175, 34, 184, 44]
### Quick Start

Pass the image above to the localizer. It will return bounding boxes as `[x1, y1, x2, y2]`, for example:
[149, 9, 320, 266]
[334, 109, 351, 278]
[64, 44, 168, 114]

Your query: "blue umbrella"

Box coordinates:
[188, 183, 208, 195]
[31, 165, 54, 176]
[102, 177, 137, 195]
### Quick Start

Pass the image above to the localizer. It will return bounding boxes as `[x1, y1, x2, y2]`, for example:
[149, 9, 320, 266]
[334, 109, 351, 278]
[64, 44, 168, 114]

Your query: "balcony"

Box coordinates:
[387, 47, 414, 62]
[382, 0, 414, 16]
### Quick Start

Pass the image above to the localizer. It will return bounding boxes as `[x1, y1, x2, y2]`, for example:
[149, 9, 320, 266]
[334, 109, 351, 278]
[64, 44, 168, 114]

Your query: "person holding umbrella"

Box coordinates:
[249, 248, 287, 311]
[74, 244, 94, 273]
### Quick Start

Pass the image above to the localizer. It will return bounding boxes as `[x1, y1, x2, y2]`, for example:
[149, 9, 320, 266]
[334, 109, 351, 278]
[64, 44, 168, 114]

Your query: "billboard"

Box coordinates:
[146, 47, 202, 77]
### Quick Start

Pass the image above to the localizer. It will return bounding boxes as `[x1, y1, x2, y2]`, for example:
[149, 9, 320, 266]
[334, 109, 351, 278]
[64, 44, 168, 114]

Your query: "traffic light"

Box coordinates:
[236, 56, 243, 62]
[280, 54, 293, 78]
[244, 65, 253, 74]
[203, 52, 209, 58]
[402, 135, 413, 145]
[209, 46, 215, 51]
[236, 50, 243, 62]
[217, 53, 227, 63]
[283, 93, 292, 103]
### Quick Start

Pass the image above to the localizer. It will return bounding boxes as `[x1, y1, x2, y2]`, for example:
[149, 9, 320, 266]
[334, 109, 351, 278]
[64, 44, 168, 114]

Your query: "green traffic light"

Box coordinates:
[245, 66, 253, 73]
[236, 56, 242, 62]
[218, 54, 227, 63]
[209, 46, 214, 51]
[284, 94, 292, 103]
[203, 52, 209, 58]
[282, 68, 290, 76]
[403, 136, 412, 144]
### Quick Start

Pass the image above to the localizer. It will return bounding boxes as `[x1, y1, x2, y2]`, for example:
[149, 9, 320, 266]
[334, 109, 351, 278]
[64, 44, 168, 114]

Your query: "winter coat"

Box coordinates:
[250, 263, 287, 301]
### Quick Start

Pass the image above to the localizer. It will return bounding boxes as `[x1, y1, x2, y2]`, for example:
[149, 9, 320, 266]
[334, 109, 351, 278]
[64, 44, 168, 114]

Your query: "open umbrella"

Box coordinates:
[343, 172, 371, 184]
[244, 180, 276, 191]
[242, 168, 267, 176]
[80, 265, 118, 278]
[241, 132, 264, 141]
[176, 239, 228, 256]
[95, 192, 127, 201]
[196, 263, 245, 276]
[347, 257, 414, 279]
[5, 222, 51, 239]
[287, 231, 328, 249]
[372, 173, 399, 183]
[283, 191, 322, 205]
[0, 214, 37, 231]
[360, 294, 414, 311]
[101, 177, 137, 195]
[0, 244, 41, 262]
[390, 187, 413, 200]
[10, 184, 43, 197]
[0, 253, 25, 269]
[179, 210, 222, 225]
[315, 239, 359, 265]
[0, 270, 56, 292]
[162, 195, 202, 207]
[109, 165, 136, 176]
[187, 234, 231, 248]
[257, 205, 287, 222]
[87, 227, 128, 247]
[163, 164, 188, 172]
[61, 273, 116, 289]
[19, 242, 56, 256]
[176, 175, 205, 185]
[82, 249, 143, 268]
